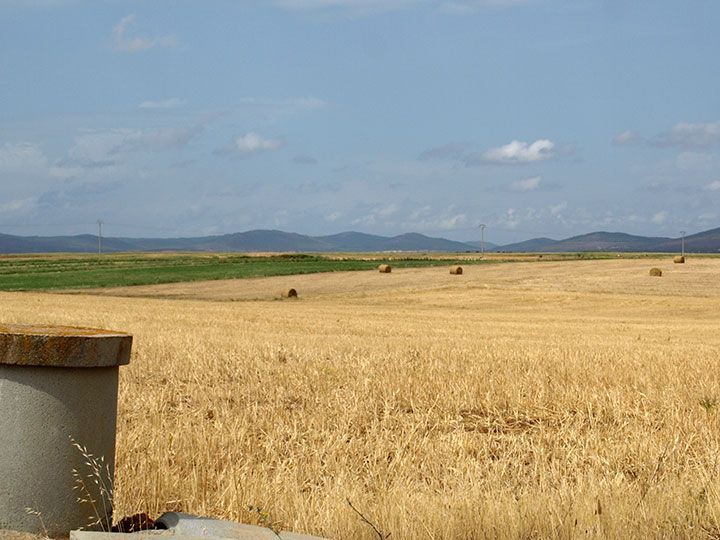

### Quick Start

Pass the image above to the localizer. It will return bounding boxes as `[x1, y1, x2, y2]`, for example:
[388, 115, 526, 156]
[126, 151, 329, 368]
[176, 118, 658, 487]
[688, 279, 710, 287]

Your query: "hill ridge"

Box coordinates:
[1, 227, 719, 253]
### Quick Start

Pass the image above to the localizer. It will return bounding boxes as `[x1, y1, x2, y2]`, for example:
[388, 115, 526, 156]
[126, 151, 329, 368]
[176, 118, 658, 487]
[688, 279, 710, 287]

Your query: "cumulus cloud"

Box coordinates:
[49, 125, 204, 179]
[421, 139, 559, 166]
[419, 213, 468, 231]
[400, 205, 471, 232]
[650, 211, 668, 225]
[511, 176, 541, 192]
[138, 98, 186, 109]
[0, 142, 48, 173]
[0, 197, 36, 214]
[270, 0, 532, 15]
[113, 14, 177, 53]
[705, 180, 720, 191]
[474, 139, 555, 165]
[441, 0, 534, 12]
[613, 130, 643, 146]
[234, 133, 283, 154]
[550, 201, 567, 216]
[215, 133, 284, 157]
[698, 212, 718, 223]
[270, 0, 421, 13]
[352, 203, 401, 226]
[70, 126, 202, 159]
[653, 121, 720, 149]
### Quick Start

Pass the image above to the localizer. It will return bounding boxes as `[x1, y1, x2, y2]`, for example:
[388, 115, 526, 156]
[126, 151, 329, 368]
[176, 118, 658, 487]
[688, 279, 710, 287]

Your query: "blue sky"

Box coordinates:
[1, 0, 719, 244]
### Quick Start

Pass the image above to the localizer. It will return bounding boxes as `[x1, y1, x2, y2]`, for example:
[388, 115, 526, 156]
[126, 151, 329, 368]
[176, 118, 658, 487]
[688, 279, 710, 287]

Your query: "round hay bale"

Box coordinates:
[282, 288, 298, 298]
[673, 256, 685, 264]
[450, 266, 463, 275]
[378, 264, 392, 273]
[649, 268, 662, 277]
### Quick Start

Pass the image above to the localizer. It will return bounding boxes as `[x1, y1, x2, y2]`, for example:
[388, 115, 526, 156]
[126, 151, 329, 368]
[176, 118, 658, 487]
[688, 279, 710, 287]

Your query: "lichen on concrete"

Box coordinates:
[0, 324, 131, 368]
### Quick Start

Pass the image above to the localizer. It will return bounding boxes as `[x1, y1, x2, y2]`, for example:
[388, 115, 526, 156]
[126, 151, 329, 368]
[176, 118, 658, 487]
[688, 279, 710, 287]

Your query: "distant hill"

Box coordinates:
[651, 227, 720, 253]
[0, 230, 477, 254]
[498, 232, 673, 253]
[330, 232, 475, 252]
[490, 237, 557, 252]
[463, 240, 499, 251]
[1, 227, 719, 254]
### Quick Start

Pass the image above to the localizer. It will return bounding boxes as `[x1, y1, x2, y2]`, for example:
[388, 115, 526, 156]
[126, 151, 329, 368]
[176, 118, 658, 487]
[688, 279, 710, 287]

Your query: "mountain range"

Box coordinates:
[0, 227, 718, 254]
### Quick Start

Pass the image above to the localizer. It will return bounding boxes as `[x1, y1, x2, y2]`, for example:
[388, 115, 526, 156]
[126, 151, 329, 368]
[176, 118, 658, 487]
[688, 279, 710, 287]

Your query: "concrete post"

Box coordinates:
[0, 324, 132, 537]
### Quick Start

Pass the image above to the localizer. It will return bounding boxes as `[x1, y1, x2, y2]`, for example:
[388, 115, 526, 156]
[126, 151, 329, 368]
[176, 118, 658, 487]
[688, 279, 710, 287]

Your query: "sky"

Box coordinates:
[1, 0, 719, 244]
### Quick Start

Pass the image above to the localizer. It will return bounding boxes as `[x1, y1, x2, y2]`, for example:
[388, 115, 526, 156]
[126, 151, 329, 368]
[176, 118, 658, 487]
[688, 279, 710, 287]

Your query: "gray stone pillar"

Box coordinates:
[0, 324, 132, 537]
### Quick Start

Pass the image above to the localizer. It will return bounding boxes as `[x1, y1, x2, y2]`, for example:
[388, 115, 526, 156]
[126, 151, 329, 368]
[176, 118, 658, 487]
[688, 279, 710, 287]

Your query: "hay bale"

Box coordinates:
[649, 268, 662, 277]
[378, 264, 392, 273]
[450, 266, 463, 275]
[282, 288, 298, 298]
[673, 256, 685, 264]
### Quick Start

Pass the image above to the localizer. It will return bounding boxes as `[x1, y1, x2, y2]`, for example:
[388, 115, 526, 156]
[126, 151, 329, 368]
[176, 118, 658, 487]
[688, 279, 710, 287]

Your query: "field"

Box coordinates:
[3, 255, 720, 538]
[0, 251, 667, 292]
[0, 253, 495, 291]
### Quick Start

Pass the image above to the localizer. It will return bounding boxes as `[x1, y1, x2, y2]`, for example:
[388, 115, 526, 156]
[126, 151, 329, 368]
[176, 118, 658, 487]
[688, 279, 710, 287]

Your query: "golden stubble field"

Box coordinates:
[3, 257, 720, 539]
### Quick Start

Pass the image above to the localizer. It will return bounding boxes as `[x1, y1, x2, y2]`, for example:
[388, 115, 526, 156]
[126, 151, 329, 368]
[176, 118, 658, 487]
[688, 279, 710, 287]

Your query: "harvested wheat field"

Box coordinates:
[4, 257, 720, 538]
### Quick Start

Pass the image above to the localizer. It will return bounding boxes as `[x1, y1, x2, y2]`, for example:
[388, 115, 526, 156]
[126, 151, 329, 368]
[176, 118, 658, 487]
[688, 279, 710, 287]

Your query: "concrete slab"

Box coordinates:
[0, 530, 51, 540]
[155, 513, 324, 540]
[70, 533, 199, 540]
[68, 513, 328, 540]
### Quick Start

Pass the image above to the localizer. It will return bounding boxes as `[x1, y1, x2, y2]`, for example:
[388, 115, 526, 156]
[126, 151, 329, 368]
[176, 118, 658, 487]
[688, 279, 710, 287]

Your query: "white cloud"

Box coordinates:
[113, 14, 177, 53]
[480, 139, 555, 164]
[233, 132, 283, 154]
[0, 142, 47, 173]
[654, 121, 720, 148]
[271, 0, 531, 14]
[325, 211, 342, 222]
[441, 0, 534, 13]
[698, 212, 717, 223]
[550, 201, 567, 216]
[705, 180, 720, 191]
[400, 206, 470, 232]
[0, 197, 36, 214]
[377, 203, 399, 217]
[651, 211, 668, 225]
[69, 127, 201, 160]
[511, 175, 541, 192]
[271, 0, 420, 13]
[139, 98, 186, 109]
[613, 130, 642, 146]
[352, 203, 401, 226]
[499, 207, 520, 229]
[431, 213, 468, 230]
[48, 125, 203, 179]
